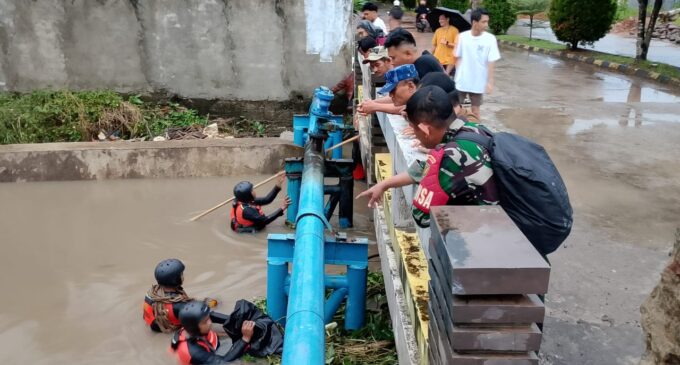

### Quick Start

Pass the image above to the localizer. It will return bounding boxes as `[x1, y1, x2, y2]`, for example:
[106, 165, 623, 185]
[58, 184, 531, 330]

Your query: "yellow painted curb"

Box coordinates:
[374, 153, 430, 363]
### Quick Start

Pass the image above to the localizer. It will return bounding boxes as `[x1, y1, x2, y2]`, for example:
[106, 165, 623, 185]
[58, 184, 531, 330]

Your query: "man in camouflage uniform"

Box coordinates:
[357, 85, 498, 227]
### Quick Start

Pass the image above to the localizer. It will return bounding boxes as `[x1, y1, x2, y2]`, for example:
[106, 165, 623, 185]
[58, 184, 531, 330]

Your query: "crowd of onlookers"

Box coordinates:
[354, 2, 572, 260]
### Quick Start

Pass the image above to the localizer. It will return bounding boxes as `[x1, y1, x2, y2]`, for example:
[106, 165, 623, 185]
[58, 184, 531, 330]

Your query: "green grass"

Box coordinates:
[0, 91, 215, 144]
[675, 17, 680, 26]
[497, 34, 569, 50]
[498, 35, 680, 80]
[615, 6, 638, 22]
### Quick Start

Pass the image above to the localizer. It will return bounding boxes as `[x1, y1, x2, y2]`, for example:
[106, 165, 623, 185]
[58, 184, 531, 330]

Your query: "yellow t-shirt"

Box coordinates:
[432, 26, 459, 66]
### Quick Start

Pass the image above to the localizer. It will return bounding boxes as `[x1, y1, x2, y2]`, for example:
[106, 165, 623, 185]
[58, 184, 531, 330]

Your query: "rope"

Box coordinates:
[147, 285, 193, 333]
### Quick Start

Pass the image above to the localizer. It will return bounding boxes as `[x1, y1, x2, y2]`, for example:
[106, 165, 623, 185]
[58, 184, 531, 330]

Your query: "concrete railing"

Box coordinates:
[0, 138, 302, 182]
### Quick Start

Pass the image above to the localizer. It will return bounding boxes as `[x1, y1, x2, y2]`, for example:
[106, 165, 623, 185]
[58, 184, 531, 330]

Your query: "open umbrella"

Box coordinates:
[427, 7, 471, 33]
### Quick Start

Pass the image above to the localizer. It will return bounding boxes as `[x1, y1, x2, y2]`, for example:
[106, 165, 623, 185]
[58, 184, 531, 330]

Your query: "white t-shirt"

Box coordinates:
[372, 17, 388, 34]
[454, 31, 501, 94]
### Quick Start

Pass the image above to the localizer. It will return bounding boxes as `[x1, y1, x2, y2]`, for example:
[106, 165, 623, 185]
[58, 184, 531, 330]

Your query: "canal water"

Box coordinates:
[0, 176, 375, 364]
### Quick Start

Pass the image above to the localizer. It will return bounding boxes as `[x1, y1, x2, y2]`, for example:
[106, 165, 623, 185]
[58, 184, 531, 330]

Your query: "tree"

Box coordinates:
[482, 0, 516, 35]
[636, 0, 663, 61]
[549, 0, 617, 50]
[511, 0, 549, 40]
[441, 0, 469, 11]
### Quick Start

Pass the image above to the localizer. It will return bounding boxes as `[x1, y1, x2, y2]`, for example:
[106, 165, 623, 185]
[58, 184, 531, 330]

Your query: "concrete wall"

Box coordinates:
[0, 138, 303, 182]
[0, 0, 351, 100]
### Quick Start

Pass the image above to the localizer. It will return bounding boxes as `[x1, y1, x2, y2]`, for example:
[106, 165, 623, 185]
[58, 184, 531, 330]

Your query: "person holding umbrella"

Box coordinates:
[431, 12, 459, 75]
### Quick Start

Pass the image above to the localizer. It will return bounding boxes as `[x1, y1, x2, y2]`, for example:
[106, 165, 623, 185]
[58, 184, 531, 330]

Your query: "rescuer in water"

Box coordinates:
[170, 300, 255, 365]
[143, 259, 227, 333]
[230, 174, 291, 233]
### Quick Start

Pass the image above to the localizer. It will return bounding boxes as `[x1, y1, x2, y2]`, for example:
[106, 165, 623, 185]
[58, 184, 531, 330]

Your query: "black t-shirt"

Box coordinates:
[415, 5, 429, 17]
[414, 53, 444, 78]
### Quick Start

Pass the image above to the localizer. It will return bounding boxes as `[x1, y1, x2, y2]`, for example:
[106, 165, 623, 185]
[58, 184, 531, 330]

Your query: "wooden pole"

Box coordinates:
[325, 134, 359, 154]
[189, 171, 285, 222]
[189, 135, 360, 222]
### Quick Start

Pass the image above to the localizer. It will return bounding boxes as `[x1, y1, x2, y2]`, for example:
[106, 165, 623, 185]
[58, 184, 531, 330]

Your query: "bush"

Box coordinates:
[482, 0, 517, 34]
[353, 0, 366, 13]
[0, 91, 211, 144]
[0, 90, 123, 144]
[549, 0, 617, 50]
[442, 0, 470, 11]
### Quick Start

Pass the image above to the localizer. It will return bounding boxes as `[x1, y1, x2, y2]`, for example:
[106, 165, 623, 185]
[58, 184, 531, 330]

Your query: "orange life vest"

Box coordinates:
[170, 329, 219, 365]
[230, 203, 264, 230]
[143, 294, 180, 328]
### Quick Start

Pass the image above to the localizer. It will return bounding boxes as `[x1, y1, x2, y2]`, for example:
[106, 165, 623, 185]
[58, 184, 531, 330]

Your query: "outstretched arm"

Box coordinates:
[253, 186, 281, 205]
[242, 206, 284, 229]
[356, 172, 415, 208]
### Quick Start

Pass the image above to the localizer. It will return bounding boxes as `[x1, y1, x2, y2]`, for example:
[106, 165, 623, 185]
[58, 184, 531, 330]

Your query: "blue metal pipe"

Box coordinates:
[345, 264, 368, 330]
[324, 287, 349, 324]
[282, 138, 327, 365]
[266, 260, 289, 325]
[325, 275, 349, 289]
[285, 159, 303, 226]
[284, 274, 349, 296]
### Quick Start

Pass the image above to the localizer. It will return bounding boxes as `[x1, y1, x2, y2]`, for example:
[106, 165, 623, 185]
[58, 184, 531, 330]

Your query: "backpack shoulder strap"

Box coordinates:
[453, 131, 493, 150]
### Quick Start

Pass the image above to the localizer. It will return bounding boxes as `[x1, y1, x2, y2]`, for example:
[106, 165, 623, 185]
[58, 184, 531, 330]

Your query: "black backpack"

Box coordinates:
[455, 128, 573, 256]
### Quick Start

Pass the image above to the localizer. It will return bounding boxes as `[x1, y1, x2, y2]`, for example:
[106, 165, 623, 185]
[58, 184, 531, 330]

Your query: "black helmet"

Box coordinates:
[154, 259, 185, 287]
[179, 300, 211, 336]
[234, 181, 254, 202]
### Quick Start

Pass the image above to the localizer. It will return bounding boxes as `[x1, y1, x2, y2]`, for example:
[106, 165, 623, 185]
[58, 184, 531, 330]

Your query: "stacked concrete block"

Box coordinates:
[427, 206, 551, 364]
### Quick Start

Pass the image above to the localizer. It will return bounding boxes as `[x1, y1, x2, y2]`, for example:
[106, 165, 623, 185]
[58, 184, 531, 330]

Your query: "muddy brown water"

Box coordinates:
[0, 176, 375, 364]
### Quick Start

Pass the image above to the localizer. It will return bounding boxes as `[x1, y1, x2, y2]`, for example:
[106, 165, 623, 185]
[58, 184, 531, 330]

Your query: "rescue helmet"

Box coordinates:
[179, 300, 211, 336]
[234, 181, 254, 202]
[154, 259, 185, 287]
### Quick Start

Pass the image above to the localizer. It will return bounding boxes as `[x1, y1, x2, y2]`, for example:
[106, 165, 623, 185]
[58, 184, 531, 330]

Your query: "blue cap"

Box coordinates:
[379, 64, 418, 94]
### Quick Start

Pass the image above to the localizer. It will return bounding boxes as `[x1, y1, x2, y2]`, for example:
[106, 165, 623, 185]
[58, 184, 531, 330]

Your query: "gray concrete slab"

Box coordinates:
[430, 206, 551, 295]
[451, 324, 542, 352]
[450, 352, 540, 365]
[451, 295, 545, 325]
[430, 259, 545, 326]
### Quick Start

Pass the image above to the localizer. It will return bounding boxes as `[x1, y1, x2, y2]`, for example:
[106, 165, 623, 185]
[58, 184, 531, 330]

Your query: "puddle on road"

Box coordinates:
[589, 72, 680, 103]
[569, 110, 680, 135]
[528, 53, 564, 68]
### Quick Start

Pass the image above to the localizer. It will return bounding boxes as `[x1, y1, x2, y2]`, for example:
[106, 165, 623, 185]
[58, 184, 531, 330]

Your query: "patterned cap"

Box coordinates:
[379, 64, 418, 94]
[362, 46, 389, 63]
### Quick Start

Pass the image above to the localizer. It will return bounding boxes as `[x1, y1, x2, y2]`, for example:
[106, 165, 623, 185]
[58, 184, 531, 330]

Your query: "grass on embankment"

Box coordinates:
[0, 90, 272, 145]
[497, 34, 680, 81]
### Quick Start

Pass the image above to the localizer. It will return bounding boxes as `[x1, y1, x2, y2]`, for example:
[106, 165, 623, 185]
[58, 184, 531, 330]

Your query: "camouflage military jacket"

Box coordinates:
[411, 119, 499, 227]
